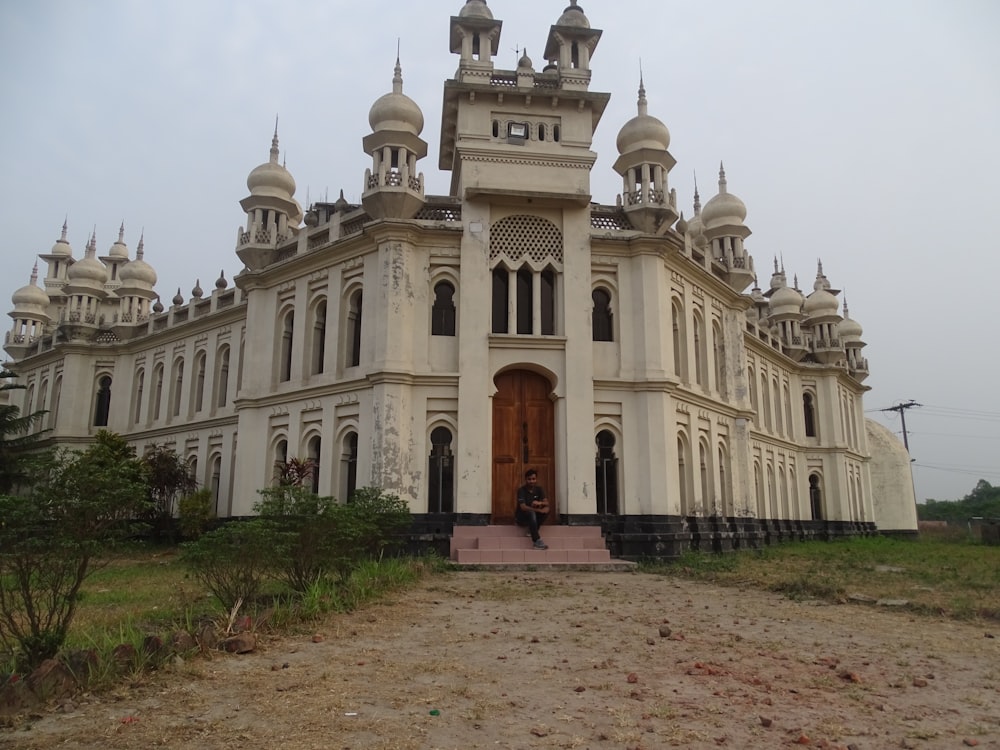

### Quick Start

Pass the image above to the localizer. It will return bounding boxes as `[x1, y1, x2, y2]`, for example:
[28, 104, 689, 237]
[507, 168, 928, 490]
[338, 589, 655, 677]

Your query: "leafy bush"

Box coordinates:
[0, 431, 151, 670]
[182, 520, 273, 614]
[178, 489, 214, 540]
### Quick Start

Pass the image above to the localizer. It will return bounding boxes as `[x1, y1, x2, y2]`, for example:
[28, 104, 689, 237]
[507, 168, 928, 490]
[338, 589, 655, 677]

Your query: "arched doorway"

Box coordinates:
[492, 370, 555, 524]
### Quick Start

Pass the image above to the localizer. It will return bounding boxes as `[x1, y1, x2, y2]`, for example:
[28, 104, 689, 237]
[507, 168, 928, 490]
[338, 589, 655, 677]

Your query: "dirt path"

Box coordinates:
[3, 570, 999, 749]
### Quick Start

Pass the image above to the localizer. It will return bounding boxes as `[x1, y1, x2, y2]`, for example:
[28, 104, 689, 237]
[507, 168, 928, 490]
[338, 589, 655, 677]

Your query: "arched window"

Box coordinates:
[595, 430, 619, 514]
[348, 291, 363, 367]
[773, 378, 783, 436]
[516, 267, 532, 334]
[541, 267, 556, 335]
[754, 462, 764, 517]
[712, 321, 725, 395]
[343, 432, 359, 501]
[210, 454, 223, 516]
[803, 392, 817, 437]
[428, 426, 454, 513]
[538, 123, 547, 141]
[766, 464, 777, 519]
[94, 376, 112, 427]
[194, 352, 206, 413]
[274, 439, 288, 484]
[310, 301, 327, 375]
[553, 125, 561, 142]
[171, 359, 184, 417]
[693, 312, 707, 387]
[491, 267, 509, 334]
[760, 372, 772, 432]
[279, 310, 294, 382]
[132, 368, 146, 424]
[49, 376, 61, 429]
[677, 434, 692, 515]
[216, 347, 230, 408]
[809, 473, 823, 520]
[592, 288, 613, 342]
[307, 435, 322, 494]
[699, 439, 710, 513]
[671, 299, 686, 380]
[432, 282, 456, 337]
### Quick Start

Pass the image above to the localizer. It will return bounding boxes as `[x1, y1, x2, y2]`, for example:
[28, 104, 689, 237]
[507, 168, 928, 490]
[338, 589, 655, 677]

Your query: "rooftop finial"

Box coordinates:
[137, 230, 145, 258]
[718, 161, 728, 193]
[817, 258, 825, 277]
[392, 53, 403, 94]
[270, 116, 280, 163]
[30, 262, 39, 284]
[61, 217, 68, 241]
[693, 172, 701, 214]
[118, 221, 125, 243]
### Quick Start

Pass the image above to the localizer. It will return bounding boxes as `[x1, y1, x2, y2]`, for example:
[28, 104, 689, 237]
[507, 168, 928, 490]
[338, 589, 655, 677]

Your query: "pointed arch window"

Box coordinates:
[133, 369, 145, 424]
[348, 291, 363, 367]
[432, 282, 456, 336]
[428, 427, 454, 513]
[49, 376, 62, 429]
[171, 359, 184, 417]
[343, 432, 359, 501]
[310, 301, 327, 375]
[307, 436, 322, 494]
[809, 473, 823, 520]
[216, 347, 230, 408]
[595, 430, 619, 514]
[592, 288, 613, 342]
[712, 321, 725, 395]
[194, 352, 206, 413]
[491, 267, 509, 334]
[210, 454, 223, 516]
[279, 311, 294, 382]
[803, 392, 817, 437]
[94, 376, 112, 427]
[274, 439, 289, 485]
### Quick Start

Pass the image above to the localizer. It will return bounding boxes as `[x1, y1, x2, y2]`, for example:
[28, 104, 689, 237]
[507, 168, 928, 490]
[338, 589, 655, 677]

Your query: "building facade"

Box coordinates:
[3, 1, 917, 557]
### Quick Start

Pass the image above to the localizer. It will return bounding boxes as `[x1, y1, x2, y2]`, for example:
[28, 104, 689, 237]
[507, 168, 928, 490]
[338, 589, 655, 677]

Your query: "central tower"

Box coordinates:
[439, 0, 610, 204]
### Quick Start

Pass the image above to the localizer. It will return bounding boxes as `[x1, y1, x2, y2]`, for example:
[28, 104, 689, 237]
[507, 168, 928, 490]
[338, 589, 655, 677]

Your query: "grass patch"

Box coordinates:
[644, 535, 1000, 621]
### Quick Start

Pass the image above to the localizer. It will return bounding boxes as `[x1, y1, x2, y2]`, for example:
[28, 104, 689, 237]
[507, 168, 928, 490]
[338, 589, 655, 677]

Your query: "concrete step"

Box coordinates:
[449, 524, 636, 570]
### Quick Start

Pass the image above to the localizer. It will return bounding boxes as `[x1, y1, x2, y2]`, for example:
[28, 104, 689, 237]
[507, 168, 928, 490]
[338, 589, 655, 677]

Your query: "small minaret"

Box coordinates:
[612, 77, 678, 234]
[38, 219, 74, 301]
[449, 0, 502, 83]
[236, 123, 303, 270]
[701, 164, 755, 292]
[362, 57, 428, 220]
[542, 1, 602, 91]
[6, 264, 52, 353]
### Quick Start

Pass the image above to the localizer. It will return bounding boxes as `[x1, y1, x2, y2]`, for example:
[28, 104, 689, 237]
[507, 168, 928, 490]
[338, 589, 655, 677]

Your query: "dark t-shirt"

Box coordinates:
[517, 484, 546, 510]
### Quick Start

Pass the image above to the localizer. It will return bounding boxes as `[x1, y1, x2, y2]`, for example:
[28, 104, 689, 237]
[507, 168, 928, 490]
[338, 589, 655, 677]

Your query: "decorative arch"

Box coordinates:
[431, 280, 457, 337]
[677, 431, 693, 515]
[277, 306, 295, 382]
[803, 391, 818, 438]
[808, 472, 824, 520]
[595, 428, 620, 514]
[591, 286, 614, 342]
[94, 374, 112, 427]
[308, 296, 328, 376]
[671, 296, 687, 380]
[428, 424, 455, 513]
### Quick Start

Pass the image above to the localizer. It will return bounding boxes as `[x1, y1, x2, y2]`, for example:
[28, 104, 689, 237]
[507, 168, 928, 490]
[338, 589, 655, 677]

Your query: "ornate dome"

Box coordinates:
[616, 80, 669, 154]
[50, 220, 73, 257]
[769, 283, 804, 318]
[556, 1, 590, 28]
[12, 266, 49, 309]
[518, 49, 533, 69]
[701, 164, 747, 228]
[108, 223, 129, 259]
[839, 300, 863, 340]
[458, 0, 493, 19]
[803, 262, 840, 318]
[368, 59, 424, 136]
[120, 236, 157, 287]
[247, 129, 297, 199]
[67, 234, 108, 285]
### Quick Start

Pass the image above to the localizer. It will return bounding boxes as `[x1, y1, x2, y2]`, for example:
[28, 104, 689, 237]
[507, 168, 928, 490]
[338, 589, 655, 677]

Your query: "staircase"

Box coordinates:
[449, 525, 636, 570]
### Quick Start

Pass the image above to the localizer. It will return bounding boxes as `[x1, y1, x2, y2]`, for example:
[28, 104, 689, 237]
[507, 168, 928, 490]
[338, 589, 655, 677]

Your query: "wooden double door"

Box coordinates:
[491, 370, 555, 524]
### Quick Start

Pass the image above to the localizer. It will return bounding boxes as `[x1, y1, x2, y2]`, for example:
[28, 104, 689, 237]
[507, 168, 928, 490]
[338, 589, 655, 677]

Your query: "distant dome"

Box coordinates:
[247, 130, 296, 199]
[616, 82, 670, 154]
[839, 315, 863, 340]
[459, 0, 493, 19]
[769, 284, 803, 318]
[557, 1, 590, 28]
[701, 165, 747, 228]
[120, 236, 157, 287]
[368, 60, 424, 136]
[50, 222, 73, 257]
[803, 288, 839, 317]
[12, 268, 49, 309]
[120, 258, 157, 286]
[108, 224, 129, 259]
[67, 236, 107, 285]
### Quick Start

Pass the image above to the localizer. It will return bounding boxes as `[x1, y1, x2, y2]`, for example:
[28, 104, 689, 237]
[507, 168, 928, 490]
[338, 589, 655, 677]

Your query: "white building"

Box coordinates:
[3, 0, 917, 557]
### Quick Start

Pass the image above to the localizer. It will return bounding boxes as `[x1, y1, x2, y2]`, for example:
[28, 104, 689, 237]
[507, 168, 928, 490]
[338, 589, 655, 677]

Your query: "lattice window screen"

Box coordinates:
[489, 215, 563, 266]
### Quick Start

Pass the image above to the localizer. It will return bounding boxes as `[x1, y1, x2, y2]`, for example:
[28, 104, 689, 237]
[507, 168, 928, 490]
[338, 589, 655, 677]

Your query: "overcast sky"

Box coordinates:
[1, 1, 998, 503]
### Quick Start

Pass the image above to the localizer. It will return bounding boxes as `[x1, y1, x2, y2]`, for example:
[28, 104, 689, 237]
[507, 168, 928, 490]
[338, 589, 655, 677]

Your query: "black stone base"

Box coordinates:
[404, 513, 879, 561]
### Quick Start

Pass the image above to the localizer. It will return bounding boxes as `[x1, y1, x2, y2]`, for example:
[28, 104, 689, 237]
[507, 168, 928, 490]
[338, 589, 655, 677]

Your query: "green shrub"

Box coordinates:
[182, 520, 272, 613]
[178, 489, 214, 540]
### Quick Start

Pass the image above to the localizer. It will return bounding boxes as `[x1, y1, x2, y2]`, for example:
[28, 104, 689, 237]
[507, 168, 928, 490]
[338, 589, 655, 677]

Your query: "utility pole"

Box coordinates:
[881, 400, 921, 452]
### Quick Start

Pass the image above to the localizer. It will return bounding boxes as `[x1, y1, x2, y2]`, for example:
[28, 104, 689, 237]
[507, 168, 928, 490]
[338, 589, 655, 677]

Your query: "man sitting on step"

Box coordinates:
[515, 468, 550, 550]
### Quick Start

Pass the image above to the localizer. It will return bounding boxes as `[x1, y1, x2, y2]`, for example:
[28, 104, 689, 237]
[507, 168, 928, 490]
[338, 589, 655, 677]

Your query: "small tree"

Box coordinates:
[141, 444, 197, 519]
[0, 431, 151, 670]
[0, 369, 51, 494]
